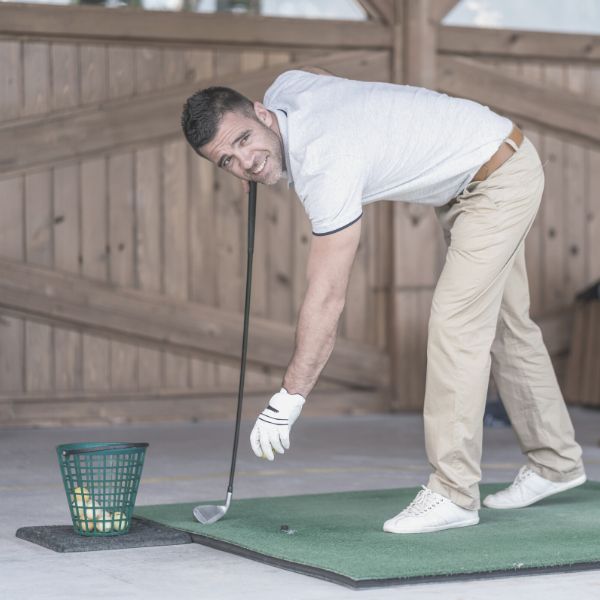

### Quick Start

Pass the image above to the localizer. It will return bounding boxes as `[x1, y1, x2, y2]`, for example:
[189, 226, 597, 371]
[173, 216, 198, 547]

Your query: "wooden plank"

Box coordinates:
[183, 48, 213, 84]
[370, 201, 393, 350]
[0, 40, 21, 122]
[134, 147, 162, 390]
[187, 115, 219, 388]
[582, 303, 599, 405]
[402, 0, 437, 88]
[79, 44, 107, 105]
[564, 302, 585, 404]
[108, 46, 135, 100]
[588, 147, 600, 283]
[0, 50, 390, 176]
[520, 61, 544, 318]
[135, 46, 162, 95]
[162, 47, 186, 87]
[437, 55, 600, 144]
[23, 41, 50, 117]
[563, 65, 587, 304]
[51, 43, 79, 111]
[0, 388, 388, 427]
[0, 258, 390, 388]
[540, 63, 566, 314]
[162, 139, 190, 388]
[22, 40, 53, 394]
[593, 304, 600, 407]
[24, 171, 53, 392]
[265, 180, 293, 324]
[586, 68, 600, 284]
[389, 290, 413, 410]
[161, 48, 192, 388]
[80, 157, 110, 391]
[0, 4, 392, 51]
[541, 131, 566, 314]
[0, 178, 24, 393]
[439, 26, 600, 62]
[213, 50, 244, 387]
[53, 163, 82, 391]
[108, 151, 138, 391]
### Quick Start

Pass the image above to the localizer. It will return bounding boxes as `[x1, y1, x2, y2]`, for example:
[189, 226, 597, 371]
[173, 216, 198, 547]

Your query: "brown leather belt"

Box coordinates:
[470, 125, 524, 183]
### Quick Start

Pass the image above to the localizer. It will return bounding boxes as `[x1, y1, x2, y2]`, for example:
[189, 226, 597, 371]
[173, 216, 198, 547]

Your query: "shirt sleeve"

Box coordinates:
[296, 155, 365, 236]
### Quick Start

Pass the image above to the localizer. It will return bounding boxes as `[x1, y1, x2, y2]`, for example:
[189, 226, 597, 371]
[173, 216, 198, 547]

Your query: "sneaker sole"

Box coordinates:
[483, 474, 587, 509]
[383, 516, 480, 534]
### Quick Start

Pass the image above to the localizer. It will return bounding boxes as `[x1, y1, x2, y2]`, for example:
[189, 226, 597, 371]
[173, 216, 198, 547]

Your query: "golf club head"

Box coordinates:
[193, 491, 232, 525]
[193, 504, 227, 525]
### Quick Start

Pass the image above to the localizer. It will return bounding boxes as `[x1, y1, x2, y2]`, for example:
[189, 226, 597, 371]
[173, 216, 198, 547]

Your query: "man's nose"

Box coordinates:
[240, 150, 254, 171]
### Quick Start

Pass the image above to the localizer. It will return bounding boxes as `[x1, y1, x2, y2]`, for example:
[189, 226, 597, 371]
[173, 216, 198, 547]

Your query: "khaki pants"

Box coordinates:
[425, 136, 585, 510]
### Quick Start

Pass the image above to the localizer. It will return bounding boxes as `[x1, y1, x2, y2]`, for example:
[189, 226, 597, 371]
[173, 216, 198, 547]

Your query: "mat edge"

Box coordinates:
[189, 532, 600, 590]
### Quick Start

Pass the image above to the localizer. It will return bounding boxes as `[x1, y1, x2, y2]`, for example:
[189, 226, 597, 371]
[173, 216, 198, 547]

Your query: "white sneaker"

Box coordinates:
[483, 465, 587, 509]
[383, 486, 479, 534]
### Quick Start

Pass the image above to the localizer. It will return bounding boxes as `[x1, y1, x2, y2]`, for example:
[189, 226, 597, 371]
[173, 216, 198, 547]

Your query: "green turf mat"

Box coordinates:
[135, 482, 600, 588]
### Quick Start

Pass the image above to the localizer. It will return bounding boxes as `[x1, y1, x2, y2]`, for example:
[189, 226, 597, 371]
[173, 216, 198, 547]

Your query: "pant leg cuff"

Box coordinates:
[427, 474, 480, 510]
[527, 461, 586, 483]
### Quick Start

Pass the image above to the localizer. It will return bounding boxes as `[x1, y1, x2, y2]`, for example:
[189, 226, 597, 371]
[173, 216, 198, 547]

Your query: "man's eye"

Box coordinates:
[223, 157, 230, 167]
[242, 134, 250, 144]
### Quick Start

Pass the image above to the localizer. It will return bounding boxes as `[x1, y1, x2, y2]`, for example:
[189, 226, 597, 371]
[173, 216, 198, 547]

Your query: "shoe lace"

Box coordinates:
[511, 465, 534, 488]
[402, 486, 443, 517]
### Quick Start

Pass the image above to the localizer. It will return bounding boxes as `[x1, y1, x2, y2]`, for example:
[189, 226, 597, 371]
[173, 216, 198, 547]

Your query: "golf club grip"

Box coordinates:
[227, 182, 257, 493]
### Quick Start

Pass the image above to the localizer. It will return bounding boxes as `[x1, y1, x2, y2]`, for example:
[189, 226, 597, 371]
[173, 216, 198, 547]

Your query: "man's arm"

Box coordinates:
[282, 218, 362, 397]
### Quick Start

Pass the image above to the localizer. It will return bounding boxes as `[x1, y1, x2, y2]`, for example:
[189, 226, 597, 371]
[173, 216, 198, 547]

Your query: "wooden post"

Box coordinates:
[388, 1, 457, 411]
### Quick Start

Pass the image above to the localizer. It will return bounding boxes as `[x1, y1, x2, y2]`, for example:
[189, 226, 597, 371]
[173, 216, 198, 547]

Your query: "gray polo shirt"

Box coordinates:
[263, 70, 512, 235]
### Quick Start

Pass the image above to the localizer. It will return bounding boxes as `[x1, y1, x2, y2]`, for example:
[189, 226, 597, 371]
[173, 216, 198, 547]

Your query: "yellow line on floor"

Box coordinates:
[0, 462, 535, 492]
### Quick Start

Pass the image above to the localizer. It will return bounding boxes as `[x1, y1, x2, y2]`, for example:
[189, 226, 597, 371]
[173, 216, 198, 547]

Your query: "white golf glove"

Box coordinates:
[250, 388, 305, 461]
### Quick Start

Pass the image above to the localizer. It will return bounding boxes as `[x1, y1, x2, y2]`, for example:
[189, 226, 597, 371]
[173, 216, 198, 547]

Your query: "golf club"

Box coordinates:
[193, 181, 257, 525]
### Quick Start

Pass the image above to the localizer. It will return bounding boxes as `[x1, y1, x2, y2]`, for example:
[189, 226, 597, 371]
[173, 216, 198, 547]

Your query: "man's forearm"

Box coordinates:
[282, 290, 344, 398]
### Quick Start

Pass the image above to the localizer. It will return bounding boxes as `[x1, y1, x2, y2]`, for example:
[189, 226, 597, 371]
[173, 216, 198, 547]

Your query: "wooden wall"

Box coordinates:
[0, 38, 391, 425]
[467, 57, 600, 386]
[1, 3, 599, 424]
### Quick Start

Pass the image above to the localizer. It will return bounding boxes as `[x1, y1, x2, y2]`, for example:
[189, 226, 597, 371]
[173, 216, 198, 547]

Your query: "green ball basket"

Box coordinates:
[57, 442, 149, 537]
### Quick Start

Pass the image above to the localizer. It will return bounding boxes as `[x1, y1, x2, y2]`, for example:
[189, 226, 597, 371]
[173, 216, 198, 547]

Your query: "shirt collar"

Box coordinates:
[273, 109, 294, 187]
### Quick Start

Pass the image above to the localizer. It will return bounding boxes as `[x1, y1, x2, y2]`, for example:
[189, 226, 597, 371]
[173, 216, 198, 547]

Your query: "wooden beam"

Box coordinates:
[357, 0, 394, 24]
[402, 0, 437, 88]
[0, 258, 390, 389]
[439, 25, 600, 62]
[429, 0, 460, 23]
[0, 388, 388, 427]
[388, 1, 440, 411]
[0, 50, 389, 176]
[437, 55, 600, 144]
[0, 3, 391, 50]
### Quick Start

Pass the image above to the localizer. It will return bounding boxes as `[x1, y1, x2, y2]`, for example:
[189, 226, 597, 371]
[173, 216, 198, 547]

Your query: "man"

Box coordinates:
[181, 67, 586, 534]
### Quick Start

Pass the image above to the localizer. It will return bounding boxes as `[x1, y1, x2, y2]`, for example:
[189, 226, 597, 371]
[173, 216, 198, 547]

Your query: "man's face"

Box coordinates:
[200, 102, 285, 186]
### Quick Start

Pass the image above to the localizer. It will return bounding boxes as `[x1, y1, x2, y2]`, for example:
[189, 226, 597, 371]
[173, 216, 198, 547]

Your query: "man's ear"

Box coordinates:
[253, 101, 272, 127]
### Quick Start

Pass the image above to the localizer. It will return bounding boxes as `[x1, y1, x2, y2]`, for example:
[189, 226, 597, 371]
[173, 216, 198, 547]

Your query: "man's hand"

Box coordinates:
[250, 389, 305, 461]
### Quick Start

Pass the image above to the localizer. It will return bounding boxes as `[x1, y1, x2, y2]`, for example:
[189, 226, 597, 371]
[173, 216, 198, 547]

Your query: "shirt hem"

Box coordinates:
[312, 213, 363, 236]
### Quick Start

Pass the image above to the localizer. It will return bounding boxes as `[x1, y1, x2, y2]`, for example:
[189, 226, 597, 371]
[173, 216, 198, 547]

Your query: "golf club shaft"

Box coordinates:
[227, 181, 257, 494]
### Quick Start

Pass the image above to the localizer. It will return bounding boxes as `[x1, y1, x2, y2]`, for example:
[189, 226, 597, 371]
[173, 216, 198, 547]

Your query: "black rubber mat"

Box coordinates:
[15, 518, 192, 553]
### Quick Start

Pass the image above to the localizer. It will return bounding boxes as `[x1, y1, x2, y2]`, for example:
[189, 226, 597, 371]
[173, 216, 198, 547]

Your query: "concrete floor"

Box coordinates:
[2, 407, 600, 600]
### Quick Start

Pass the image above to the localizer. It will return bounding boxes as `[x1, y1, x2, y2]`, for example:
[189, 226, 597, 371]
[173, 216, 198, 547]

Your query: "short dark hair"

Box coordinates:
[181, 86, 255, 154]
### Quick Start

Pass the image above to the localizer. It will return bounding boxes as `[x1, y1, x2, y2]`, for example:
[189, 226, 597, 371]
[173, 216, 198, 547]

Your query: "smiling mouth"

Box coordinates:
[252, 156, 268, 176]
